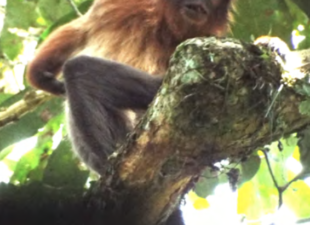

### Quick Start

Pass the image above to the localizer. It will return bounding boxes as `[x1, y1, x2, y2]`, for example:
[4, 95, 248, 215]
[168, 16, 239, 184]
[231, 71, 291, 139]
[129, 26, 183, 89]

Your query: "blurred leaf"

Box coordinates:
[0, 0, 39, 59]
[2, 158, 16, 171]
[194, 169, 228, 198]
[0, 94, 63, 151]
[237, 182, 259, 216]
[297, 128, 310, 172]
[292, 145, 300, 161]
[240, 155, 261, 184]
[193, 199, 210, 210]
[38, 0, 93, 42]
[10, 146, 43, 184]
[237, 160, 278, 220]
[37, 0, 78, 25]
[9, 113, 64, 184]
[0, 93, 13, 104]
[43, 140, 89, 188]
[265, 135, 298, 186]
[188, 191, 210, 210]
[299, 99, 310, 116]
[233, 0, 290, 41]
[283, 178, 310, 219]
[233, 0, 310, 49]
[290, 0, 310, 18]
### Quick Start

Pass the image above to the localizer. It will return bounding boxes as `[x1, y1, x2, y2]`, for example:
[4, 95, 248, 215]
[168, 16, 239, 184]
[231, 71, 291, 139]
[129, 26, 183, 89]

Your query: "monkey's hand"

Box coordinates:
[41, 71, 66, 95]
[255, 36, 310, 70]
[28, 68, 66, 95]
[254, 36, 291, 62]
[27, 58, 66, 96]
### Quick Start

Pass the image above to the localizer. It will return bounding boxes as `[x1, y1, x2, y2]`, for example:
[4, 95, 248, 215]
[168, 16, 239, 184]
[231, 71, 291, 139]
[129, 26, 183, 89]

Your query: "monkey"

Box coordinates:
[28, 0, 235, 173]
[27, 0, 235, 223]
[26, 0, 236, 224]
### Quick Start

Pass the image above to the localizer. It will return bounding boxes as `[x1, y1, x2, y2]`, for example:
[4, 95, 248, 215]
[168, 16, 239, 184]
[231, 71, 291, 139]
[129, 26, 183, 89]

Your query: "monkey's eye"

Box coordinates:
[184, 3, 208, 15]
[211, 0, 223, 7]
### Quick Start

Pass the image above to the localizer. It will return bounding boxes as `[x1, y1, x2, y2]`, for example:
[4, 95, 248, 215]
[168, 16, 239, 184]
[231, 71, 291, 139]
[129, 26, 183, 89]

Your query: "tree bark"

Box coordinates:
[99, 37, 310, 225]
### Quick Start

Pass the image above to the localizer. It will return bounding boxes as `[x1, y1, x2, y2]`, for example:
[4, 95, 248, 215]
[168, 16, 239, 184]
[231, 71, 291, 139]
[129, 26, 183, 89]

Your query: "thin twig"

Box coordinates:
[67, 0, 82, 17]
[260, 148, 305, 209]
[0, 91, 52, 128]
[260, 149, 282, 208]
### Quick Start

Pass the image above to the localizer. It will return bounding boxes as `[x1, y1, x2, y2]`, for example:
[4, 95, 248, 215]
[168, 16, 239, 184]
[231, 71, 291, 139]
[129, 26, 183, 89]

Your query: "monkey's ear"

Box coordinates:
[254, 36, 291, 61]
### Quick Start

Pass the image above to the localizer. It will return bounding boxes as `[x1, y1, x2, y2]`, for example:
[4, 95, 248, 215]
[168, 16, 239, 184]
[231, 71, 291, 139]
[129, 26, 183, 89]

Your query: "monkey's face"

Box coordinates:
[164, 0, 234, 38]
[180, 0, 211, 24]
[180, 0, 232, 24]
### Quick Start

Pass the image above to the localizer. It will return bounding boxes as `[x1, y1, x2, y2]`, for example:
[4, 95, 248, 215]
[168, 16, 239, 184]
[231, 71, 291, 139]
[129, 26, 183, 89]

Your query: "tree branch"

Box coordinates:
[0, 91, 52, 128]
[2, 37, 310, 225]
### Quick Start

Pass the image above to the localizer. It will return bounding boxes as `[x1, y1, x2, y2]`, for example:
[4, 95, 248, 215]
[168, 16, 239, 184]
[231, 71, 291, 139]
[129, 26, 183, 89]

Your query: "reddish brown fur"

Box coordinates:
[27, 0, 235, 95]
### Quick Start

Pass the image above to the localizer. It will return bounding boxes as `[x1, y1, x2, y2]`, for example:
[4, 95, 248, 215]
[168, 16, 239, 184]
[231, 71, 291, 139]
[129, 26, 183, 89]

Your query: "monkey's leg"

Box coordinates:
[63, 56, 184, 225]
[63, 56, 162, 174]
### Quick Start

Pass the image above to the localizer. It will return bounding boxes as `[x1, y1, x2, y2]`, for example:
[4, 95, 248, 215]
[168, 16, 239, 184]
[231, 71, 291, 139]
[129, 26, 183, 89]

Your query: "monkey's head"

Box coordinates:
[161, 0, 235, 40]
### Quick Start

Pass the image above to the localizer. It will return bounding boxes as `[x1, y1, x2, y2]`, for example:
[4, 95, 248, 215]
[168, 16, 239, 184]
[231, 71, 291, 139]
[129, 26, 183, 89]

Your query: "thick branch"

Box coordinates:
[102, 37, 310, 225]
[2, 37, 310, 225]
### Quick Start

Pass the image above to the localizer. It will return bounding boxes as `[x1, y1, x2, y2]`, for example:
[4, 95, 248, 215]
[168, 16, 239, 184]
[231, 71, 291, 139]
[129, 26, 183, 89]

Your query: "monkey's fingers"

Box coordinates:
[254, 36, 291, 61]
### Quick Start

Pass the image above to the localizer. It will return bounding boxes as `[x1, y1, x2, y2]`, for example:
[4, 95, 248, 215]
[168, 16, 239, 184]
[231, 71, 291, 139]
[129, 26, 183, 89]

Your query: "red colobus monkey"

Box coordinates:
[28, 0, 235, 221]
[27, 0, 235, 224]
[27, 0, 235, 173]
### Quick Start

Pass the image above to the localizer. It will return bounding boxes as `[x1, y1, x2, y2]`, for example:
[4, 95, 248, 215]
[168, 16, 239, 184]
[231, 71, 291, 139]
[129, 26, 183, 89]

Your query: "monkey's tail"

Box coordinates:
[26, 20, 87, 95]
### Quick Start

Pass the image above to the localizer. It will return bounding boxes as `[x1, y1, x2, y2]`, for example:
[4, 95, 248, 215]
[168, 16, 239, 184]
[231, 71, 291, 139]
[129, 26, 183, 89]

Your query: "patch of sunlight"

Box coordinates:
[6, 136, 38, 161]
[0, 161, 13, 183]
[182, 183, 241, 225]
[183, 182, 307, 225]
[0, 0, 6, 6]
[286, 157, 303, 175]
[0, 0, 5, 33]
[305, 177, 310, 188]
[20, 37, 38, 64]
[3, 28, 38, 93]
[261, 205, 297, 225]
[213, 159, 230, 168]
[52, 124, 64, 150]
[291, 25, 306, 50]
[2, 69, 22, 93]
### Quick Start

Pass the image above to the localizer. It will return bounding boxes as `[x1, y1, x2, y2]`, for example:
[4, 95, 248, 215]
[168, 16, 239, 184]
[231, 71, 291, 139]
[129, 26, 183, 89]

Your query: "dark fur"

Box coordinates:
[64, 56, 162, 173]
[64, 56, 182, 224]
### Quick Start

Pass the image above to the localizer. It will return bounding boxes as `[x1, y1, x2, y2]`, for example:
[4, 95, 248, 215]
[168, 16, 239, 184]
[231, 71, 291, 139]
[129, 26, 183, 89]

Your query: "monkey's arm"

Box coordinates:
[27, 22, 86, 95]
[63, 56, 162, 174]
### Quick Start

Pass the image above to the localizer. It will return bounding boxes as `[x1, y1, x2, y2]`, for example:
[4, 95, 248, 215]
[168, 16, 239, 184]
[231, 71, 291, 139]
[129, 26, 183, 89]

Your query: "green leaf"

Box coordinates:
[38, 0, 93, 42]
[0, 93, 64, 152]
[0, 0, 39, 59]
[0, 93, 13, 105]
[10, 147, 43, 184]
[297, 128, 310, 172]
[240, 155, 261, 183]
[43, 140, 89, 188]
[299, 99, 310, 116]
[194, 169, 227, 197]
